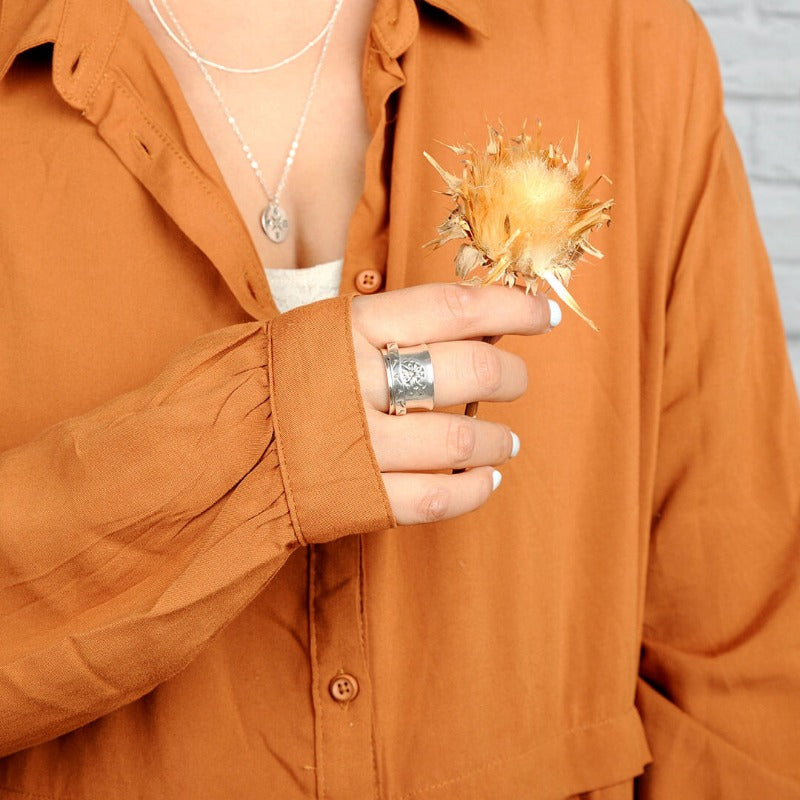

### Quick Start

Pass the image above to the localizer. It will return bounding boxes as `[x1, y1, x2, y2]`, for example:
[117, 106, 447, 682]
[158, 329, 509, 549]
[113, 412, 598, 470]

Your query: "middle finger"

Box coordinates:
[368, 409, 518, 472]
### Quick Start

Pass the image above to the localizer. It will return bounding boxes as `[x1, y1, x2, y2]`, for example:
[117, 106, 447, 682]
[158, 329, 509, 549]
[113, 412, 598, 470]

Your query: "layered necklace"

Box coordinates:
[148, 0, 345, 243]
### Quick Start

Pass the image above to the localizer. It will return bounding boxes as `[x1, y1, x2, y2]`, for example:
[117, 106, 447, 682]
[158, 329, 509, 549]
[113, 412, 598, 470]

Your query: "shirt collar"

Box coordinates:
[0, 0, 126, 110]
[0, 0, 63, 80]
[424, 0, 488, 36]
[373, 0, 487, 56]
[0, 0, 488, 84]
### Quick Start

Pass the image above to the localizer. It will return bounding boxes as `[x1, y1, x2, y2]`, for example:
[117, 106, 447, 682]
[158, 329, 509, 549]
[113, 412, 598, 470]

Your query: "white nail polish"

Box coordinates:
[547, 299, 562, 329]
[510, 431, 520, 458]
[492, 469, 503, 491]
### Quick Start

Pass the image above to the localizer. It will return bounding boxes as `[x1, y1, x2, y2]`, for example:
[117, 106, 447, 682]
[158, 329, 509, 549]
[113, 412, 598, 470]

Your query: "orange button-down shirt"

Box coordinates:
[1, 0, 799, 798]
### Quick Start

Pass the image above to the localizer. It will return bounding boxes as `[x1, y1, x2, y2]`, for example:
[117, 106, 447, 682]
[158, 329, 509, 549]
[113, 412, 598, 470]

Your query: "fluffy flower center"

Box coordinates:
[472, 158, 577, 270]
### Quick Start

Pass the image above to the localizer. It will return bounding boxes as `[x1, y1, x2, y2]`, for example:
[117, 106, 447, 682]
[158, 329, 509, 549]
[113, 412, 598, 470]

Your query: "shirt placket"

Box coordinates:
[307, 537, 378, 798]
[310, 3, 418, 797]
[339, 0, 418, 301]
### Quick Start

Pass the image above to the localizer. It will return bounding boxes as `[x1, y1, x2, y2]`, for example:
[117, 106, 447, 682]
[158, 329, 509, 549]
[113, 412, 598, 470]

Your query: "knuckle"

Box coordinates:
[447, 419, 476, 465]
[518, 361, 529, 395]
[417, 486, 450, 523]
[482, 470, 496, 500]
[472, 344, 503, 395]
[524, 293, 550, 332]
[440, 283, 477, 330]
[523, 297, 538, 332]
[497, 426, 513, 463]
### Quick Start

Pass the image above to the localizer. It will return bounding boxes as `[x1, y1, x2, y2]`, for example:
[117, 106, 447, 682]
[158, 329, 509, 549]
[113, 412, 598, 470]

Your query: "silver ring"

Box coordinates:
[381, 342, 435, 415]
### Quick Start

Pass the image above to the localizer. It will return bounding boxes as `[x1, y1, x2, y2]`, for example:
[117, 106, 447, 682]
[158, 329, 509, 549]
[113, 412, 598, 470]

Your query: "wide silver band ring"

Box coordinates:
[381, 342, 435, 415]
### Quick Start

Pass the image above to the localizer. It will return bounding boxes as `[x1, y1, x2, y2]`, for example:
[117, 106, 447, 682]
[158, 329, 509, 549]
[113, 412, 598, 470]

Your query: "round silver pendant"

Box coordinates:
[261, 203, 289, 243]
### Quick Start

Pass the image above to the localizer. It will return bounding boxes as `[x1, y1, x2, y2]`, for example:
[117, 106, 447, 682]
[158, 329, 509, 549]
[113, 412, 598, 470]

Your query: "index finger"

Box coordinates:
[351, 282, 559, 347]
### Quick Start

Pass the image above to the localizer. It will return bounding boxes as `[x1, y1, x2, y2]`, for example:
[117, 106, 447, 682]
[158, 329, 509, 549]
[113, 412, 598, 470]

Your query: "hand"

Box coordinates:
[350, 282, 558, 525]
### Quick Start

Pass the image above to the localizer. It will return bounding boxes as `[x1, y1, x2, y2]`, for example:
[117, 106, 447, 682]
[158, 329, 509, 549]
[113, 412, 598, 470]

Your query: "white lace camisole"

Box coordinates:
[264, 257, 344, 313]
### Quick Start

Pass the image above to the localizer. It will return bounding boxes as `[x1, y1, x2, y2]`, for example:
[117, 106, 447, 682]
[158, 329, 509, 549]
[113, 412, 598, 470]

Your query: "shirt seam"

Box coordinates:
[383, 21, 419, 295]
[265, 317, 307, 548]
[307, 545, 326, 799]
[363, 38, 378, 130]
[357, 536, 382, 800]
[397, 706, 640, 800]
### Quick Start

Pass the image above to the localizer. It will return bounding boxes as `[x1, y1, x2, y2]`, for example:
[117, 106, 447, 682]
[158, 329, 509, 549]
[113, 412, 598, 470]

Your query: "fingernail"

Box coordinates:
[492, 469, 503, 491]
[510, 431, 520, 458]
[548, 299, 562, 329]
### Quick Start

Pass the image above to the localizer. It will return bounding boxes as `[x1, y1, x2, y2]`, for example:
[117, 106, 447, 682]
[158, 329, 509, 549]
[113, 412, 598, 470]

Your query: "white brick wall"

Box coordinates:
[692, 0, 800, 388]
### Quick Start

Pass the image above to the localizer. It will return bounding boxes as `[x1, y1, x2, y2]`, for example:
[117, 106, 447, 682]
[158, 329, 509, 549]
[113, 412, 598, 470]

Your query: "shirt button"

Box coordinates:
[329, 673, 359, 703]
[354, 269, 383, 294]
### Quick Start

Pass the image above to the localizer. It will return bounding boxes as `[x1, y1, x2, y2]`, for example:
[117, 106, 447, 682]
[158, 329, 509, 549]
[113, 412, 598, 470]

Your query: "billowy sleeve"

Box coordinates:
[636, 10, 800, 797]
[0, 295, 393, 756]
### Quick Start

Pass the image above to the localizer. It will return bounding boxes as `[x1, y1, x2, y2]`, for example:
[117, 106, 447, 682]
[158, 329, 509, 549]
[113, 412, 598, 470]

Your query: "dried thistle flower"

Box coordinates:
[424, 122, 613, 330]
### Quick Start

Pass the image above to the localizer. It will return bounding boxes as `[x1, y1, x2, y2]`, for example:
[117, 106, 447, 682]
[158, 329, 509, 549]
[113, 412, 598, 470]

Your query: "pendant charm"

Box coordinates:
[261, 203, 289, 243]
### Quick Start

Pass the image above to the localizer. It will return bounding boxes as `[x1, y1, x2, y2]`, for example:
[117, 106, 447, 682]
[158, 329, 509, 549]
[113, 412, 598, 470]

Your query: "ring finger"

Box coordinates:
[361, 339, 528, 411]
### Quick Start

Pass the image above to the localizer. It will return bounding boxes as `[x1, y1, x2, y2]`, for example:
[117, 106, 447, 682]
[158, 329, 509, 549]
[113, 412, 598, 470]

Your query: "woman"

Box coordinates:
[1, 0, 798, 797]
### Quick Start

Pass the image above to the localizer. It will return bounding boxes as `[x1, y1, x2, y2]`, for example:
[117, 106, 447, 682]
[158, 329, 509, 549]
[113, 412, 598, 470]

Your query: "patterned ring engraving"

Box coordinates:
[381, 343, 434, 415]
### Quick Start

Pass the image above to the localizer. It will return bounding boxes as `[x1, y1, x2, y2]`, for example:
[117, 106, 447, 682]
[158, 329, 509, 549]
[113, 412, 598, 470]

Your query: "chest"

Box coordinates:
[127, 0, 374, 270]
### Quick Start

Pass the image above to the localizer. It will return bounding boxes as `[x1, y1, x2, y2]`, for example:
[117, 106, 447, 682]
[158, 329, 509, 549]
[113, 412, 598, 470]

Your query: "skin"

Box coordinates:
[128, 0, 373, 269]
[127, 1, 557, 526]
[352, 282, 554, 525]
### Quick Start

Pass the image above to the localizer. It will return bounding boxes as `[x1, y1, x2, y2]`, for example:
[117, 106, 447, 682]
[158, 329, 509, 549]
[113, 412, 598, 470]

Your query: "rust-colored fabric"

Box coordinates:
[0, 0, 798, 798]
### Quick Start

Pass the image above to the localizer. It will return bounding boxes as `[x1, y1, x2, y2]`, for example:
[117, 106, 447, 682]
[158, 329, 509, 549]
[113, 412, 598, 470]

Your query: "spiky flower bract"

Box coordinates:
[424, 122, 613, 331]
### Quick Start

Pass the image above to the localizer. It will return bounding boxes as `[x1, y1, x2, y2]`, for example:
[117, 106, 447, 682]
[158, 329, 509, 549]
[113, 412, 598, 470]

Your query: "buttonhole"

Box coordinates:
[132, 133, 153, 159]
[70, 49, 84, 75]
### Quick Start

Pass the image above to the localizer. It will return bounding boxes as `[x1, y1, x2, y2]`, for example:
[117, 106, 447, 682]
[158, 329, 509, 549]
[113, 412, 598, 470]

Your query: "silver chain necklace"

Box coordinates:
[149, 0, 345, 243]
[148, 0, 340, 74]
